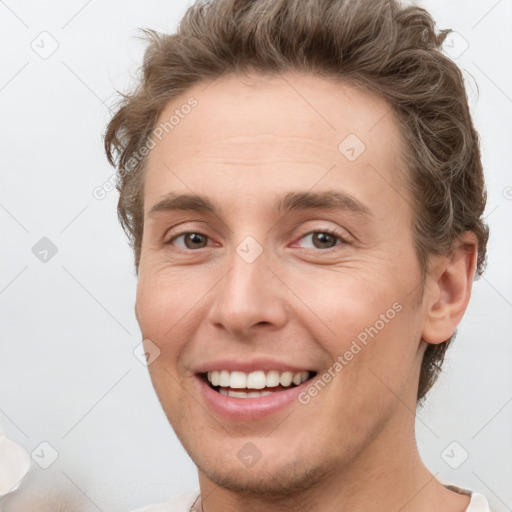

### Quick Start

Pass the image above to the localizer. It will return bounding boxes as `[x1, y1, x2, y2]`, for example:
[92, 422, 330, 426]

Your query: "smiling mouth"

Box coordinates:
[201, 370, 317, 398]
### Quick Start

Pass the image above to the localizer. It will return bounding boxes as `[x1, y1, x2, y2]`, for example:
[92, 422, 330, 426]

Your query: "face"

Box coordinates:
[135, 72, 429, 494]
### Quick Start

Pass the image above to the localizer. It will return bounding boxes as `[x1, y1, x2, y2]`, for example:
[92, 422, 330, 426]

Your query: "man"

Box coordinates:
[105, 0, 491, 510]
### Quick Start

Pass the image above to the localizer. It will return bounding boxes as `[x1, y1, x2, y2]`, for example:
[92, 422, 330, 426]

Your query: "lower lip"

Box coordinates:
[196, 375, 311, 421]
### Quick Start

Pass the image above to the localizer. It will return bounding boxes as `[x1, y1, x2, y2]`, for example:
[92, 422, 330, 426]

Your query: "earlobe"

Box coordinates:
[421, 232, 478, 345]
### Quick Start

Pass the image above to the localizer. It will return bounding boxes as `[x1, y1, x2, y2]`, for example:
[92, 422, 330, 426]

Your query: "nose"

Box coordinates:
[207, 247, 289, 339]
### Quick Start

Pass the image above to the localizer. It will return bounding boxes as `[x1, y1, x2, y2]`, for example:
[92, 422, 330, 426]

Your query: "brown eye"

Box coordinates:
[297, 231, 342, 250]
[169, 232, 209, 249]
[185, 233, 207, 249]
[311, 232, 338, 249]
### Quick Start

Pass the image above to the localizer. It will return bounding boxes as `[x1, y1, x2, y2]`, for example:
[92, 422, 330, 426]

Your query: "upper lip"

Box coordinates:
[193, 357, 315, 375]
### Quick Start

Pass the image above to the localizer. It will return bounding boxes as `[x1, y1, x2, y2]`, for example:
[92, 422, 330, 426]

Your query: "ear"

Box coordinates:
[421, 232, 478, 345]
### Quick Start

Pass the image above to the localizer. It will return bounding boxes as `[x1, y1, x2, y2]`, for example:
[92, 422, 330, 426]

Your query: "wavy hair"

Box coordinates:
[105, 0, 489, 403]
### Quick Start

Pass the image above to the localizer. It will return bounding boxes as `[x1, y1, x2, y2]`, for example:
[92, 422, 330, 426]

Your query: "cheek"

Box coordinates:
[336, 300, 423, 406]
[294, 267, 421, 387]
[135, 271, 197, 358]
[135, 273, 202, 421]
[289, 268, 399, 344]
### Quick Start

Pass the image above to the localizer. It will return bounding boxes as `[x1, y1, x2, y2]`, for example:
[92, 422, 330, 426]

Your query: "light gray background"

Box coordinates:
[1, 1, 511, 511]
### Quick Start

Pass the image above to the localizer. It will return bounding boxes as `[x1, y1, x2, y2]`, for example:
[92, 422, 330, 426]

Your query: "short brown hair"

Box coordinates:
[104, 0, 489, 404]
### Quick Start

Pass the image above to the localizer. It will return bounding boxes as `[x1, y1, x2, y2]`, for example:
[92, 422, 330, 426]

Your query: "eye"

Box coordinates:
[167, 232, 210, 250]
[295, 229, 347, 250]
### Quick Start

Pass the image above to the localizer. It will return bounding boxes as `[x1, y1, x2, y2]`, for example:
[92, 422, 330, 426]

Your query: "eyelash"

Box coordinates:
[294, 228, 349, 250]
[165, 227, 349, 251]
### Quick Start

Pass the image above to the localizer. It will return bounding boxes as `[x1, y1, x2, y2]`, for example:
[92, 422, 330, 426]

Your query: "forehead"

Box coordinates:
[144, 71, 407, 213]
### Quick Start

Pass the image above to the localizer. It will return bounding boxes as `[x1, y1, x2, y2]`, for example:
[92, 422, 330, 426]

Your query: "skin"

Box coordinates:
[135, 71, 477, 512]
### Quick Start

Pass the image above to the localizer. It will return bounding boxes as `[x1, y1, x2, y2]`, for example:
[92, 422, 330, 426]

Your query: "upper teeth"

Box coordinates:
[207, 370, 310, 389]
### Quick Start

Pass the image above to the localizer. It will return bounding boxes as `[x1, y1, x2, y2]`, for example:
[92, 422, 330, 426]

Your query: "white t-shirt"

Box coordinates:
[130, 486, 492, 512]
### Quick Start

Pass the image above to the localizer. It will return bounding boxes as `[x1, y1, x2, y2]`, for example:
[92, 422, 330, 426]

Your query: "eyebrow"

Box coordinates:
[148, 193, 216, 217]
[274, 190, 372, 216]
[147, 190, 372, 218]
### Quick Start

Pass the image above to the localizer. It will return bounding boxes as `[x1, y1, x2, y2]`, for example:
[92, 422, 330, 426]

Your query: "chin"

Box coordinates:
[176, 431, 343, 498]
[196, 455, 335, 496]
